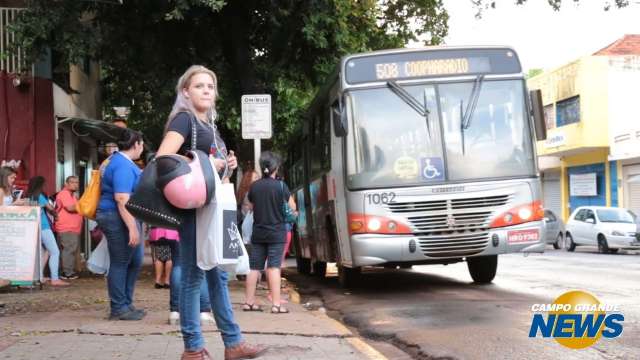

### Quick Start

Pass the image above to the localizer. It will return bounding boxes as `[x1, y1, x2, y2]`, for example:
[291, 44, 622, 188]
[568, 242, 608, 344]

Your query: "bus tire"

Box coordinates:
[338, 265, 361, 288]
[313, 261, 327, 278]
[296, 257, 311, 275]
[467, 255, 497, 284]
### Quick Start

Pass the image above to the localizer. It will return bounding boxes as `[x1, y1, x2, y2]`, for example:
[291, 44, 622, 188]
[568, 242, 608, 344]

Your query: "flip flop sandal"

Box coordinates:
[271, 305, 290, 314]
[242, 303, 263, 312]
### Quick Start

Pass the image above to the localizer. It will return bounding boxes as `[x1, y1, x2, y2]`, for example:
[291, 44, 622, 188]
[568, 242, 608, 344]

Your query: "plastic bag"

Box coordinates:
[87, 238, 109, 275]
[196, 164, 241, 270]
[223, 239, 249, 276]
[241, 211, 253, 245]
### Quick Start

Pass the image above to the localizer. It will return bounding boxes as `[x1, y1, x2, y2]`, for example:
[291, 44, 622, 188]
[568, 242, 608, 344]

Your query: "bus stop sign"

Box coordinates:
[241, 94, 272, 139]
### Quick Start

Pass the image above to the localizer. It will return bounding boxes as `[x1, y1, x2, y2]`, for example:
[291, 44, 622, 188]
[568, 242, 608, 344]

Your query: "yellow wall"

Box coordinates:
[529, 56, 610, 157]
[70, 61, 101, 119]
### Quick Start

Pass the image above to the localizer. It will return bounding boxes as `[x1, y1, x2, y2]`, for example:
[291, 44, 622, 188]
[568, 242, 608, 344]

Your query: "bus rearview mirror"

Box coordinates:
[530, 89, 546, 141]
[333, 103, 348, 137]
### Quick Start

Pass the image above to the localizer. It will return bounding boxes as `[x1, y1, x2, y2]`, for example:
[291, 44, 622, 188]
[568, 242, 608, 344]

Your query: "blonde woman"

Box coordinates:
[157, 65, 265, 360]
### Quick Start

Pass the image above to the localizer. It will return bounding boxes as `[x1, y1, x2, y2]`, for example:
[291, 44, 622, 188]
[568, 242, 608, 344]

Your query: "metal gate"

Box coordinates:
[542, 171, 562, 217]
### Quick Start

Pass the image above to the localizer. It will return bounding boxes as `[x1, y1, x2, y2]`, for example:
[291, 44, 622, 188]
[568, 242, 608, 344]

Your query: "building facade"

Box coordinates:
[0, 6, 56, 194]
[529, 35, 640, 221]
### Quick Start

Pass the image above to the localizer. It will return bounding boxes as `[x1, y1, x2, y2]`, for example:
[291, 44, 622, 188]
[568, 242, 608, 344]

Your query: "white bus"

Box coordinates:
[286, 46, 548, 287]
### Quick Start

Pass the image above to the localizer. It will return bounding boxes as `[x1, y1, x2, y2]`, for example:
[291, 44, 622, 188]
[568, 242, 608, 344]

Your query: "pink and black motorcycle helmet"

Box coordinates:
[155, 150, 215, 209]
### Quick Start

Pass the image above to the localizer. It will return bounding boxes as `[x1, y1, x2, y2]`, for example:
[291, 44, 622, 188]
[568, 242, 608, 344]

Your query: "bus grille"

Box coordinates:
[387, 194, 512, 257]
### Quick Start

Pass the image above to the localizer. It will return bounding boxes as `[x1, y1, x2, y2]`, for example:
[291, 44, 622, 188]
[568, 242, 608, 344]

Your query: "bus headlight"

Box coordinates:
[387, 221, 397, 231]
[518, 208, 533, 221]
[368, 218, 382, 231]
[490, 201, 544, 228]
[348, 213, 412, 235]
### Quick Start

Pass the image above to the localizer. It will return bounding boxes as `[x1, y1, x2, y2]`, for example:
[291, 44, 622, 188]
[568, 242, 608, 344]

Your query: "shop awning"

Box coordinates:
[57, 117, 153, 149]
[58, 117, 126, 142]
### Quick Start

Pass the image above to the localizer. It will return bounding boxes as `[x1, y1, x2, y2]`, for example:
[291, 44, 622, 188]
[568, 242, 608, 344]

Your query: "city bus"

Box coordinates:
[286, 46, 547, 287]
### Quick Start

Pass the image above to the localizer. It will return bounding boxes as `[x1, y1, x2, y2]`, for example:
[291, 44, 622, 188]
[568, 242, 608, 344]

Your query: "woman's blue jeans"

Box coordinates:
[168, 240, 211, 313]
[97, 210, 144, 316]
[179, 212, 242, 351]
[40, 229, 60, 280]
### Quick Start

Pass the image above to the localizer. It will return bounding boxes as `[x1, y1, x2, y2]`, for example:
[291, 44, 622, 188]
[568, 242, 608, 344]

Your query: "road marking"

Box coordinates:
[346, 335, 389, 360]
[288, 287, 388, 359]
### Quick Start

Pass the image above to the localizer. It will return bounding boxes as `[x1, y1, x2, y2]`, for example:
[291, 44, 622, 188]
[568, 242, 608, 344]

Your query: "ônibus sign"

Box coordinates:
[241, 94, 272, 139]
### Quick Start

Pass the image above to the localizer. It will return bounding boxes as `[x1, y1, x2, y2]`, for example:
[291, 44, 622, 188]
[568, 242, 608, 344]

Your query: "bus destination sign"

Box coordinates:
[344, 48, 521, 84]
[374, 57, 486, 80]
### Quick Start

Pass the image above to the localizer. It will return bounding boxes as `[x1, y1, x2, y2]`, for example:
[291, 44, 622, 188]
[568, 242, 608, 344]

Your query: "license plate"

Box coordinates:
[507, 229, 540, 244]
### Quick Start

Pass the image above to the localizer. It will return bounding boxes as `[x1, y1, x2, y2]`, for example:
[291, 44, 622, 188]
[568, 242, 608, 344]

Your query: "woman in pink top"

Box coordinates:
[148, 227, 179, 289]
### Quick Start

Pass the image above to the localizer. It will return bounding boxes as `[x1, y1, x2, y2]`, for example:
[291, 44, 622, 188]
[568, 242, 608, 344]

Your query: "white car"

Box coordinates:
[565, 206, 640, 253]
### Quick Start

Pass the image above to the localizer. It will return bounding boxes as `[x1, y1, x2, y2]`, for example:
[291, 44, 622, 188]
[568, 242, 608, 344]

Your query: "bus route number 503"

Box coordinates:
[366, 192, 396, 205]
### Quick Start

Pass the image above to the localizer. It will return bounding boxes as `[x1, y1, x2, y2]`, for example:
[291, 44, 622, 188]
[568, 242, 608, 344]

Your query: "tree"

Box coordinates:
[527, 68, 543, 79]
[7, 0, 449, 154]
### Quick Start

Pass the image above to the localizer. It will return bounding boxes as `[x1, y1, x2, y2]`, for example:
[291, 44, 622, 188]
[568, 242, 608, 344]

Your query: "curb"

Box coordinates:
[287, 286, 388, 360]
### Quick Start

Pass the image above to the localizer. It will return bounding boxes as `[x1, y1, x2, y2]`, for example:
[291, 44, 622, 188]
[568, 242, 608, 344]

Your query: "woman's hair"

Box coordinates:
[259, 151, 281, 178]
[165, 65, 219, 131]
[237, 169, 257, 203]
[25, 176, 45, 200]
[0, 166, 17, 193]
[117, 129, 144, 151]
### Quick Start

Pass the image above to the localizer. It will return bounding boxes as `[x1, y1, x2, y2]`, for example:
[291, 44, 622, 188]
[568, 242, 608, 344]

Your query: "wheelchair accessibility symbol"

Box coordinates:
[421, 157, 444, 181]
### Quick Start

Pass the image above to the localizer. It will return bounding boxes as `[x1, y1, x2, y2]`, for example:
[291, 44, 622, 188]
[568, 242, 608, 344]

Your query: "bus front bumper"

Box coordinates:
[350, 222, 545, 267]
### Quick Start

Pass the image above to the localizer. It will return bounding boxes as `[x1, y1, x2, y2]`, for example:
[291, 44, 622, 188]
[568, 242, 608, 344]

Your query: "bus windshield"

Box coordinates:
[346, 79, 535, 189]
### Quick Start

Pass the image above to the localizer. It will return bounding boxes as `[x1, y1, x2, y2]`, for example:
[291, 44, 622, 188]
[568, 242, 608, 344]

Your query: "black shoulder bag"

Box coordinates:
[125, 115, 200, 229]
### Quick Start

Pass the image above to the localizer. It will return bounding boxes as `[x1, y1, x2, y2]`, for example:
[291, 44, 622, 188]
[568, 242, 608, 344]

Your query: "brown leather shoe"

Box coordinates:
[181, 348, 212, 360]
[224, 342, 267, 360]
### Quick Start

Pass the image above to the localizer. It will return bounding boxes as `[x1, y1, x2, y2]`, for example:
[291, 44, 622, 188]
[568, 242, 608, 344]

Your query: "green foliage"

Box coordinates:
[526, 68, 543, 79]
[8, 0, 448, 152]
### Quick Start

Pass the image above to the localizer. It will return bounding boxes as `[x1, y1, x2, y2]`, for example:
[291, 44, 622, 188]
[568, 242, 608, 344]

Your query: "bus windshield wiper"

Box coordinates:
[386, 81, 432, 138]
[459, 75, 485, 154]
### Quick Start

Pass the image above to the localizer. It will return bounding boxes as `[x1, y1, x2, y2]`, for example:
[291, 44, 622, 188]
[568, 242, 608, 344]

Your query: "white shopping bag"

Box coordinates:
[241, 211, 253, 245]
[222, 239, 250, 276]
[87, 238, 110, 275]
[196, 166, 241, 270]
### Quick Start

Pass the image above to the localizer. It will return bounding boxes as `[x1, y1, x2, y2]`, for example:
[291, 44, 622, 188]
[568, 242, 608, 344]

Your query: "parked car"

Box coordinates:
[543, 209, 565, 249]
[565, 206, 640, 253]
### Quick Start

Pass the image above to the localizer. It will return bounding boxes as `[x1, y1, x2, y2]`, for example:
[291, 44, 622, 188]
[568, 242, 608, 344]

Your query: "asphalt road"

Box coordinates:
[286, 246, 640, 360]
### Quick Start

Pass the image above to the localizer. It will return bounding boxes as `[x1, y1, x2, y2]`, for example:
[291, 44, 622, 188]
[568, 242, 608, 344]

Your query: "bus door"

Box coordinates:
[329, 100, 353, 265]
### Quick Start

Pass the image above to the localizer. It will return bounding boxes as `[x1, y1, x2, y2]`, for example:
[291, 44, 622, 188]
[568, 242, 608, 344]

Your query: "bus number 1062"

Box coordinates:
[366, 192, 396, 204]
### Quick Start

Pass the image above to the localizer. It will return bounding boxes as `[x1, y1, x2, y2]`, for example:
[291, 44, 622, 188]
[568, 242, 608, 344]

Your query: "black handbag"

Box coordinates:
[125, 114, 199, 229]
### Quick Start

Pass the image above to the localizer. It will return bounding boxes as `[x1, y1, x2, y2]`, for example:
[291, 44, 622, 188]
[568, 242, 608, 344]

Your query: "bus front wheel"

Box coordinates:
[467, 255, 498, 284]
[338, 265, 361, 288]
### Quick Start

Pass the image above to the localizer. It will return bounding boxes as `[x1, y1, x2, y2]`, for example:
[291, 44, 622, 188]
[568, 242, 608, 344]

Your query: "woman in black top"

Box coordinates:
[157, 65, 265, 360]
[243, 151, 297, 314]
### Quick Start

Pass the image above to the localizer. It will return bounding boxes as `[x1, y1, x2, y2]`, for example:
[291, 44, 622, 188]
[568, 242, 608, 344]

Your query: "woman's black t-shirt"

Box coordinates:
[248, 178, 291, 243]
[167, 112, 230, 178]
[167, 112, 215, 154]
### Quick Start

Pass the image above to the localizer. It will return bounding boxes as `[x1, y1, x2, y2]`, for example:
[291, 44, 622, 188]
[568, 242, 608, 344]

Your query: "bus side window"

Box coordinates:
[321, 107, 331, 170]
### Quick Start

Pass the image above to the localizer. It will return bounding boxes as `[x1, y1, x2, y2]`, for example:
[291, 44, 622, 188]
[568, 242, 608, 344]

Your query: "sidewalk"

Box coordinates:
[0, 266, 385, 360]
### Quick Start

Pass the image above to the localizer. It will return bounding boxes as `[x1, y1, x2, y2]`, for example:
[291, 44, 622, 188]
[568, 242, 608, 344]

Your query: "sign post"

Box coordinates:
[241, 95, 272, 174]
